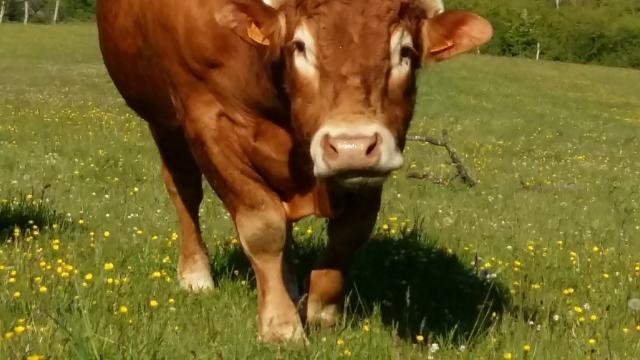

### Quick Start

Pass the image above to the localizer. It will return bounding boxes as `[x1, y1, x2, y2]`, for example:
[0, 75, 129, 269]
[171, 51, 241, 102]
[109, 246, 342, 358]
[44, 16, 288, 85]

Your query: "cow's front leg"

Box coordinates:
[235, 204, 305, 342]
[306, 188, 382, 328]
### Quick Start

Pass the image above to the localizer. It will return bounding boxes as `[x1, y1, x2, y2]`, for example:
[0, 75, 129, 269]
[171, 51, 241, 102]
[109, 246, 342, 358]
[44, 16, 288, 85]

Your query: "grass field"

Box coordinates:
[1, 23, 640, 359]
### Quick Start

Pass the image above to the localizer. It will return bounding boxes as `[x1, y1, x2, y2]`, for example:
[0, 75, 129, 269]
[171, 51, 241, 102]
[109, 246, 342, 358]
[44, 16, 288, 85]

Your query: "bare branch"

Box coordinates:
[406, 130, 476, 187]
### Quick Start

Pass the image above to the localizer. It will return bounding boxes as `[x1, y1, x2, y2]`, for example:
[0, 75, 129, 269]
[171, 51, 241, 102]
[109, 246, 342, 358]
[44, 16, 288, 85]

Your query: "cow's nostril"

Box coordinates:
[366, 134, 380, 156]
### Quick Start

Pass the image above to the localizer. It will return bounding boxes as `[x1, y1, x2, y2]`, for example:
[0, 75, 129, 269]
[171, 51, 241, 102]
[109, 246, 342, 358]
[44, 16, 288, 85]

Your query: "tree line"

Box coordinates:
[0, 0, 638, 68]
[0, 0, 94, 24]
[449, 0, 640, 68]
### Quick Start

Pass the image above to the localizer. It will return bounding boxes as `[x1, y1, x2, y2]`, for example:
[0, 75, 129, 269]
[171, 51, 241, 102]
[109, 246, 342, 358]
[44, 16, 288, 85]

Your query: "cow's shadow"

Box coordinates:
[216, 225, 510, 343]
[0, 192, 69, 243]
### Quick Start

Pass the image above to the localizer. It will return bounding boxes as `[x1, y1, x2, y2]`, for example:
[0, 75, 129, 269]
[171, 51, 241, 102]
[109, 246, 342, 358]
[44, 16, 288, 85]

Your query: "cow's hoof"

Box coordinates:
[258, 313, 307, 344]
[306, 302, 339, 328]
[179, 271, 214, 292]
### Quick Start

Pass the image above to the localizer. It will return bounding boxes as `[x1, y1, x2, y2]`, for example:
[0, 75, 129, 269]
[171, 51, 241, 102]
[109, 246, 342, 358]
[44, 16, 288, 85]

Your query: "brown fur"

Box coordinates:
[97, 0, 491, 342]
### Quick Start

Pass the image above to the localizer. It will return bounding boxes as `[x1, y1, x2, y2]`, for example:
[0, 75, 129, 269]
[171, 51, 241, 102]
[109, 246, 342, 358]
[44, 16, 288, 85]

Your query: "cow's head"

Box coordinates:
[220, 0, 492, 189]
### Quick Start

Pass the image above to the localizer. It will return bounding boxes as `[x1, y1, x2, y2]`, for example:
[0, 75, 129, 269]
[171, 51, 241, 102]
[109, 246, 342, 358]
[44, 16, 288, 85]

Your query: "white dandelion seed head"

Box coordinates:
[628, 298, 640, 312]
[553, 314, 560, 321]
[429, 343, 440, 353]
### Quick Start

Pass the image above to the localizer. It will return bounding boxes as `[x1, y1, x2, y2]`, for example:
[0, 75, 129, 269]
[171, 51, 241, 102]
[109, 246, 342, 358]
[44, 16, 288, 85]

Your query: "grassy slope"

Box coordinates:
[0, 24, 639, 359]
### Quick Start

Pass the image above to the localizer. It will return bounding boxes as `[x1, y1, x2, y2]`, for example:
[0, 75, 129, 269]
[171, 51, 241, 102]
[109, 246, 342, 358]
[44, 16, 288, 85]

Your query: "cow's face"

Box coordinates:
[222, 0, 492, 189]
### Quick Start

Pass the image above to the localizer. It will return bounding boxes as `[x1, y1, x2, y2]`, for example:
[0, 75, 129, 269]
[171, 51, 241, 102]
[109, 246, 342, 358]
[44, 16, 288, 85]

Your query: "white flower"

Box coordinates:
[429, 343, 440, 353]
[552, 314, 560, 321]
[628, 298, 640, 312]
[583, 303, 590, 310]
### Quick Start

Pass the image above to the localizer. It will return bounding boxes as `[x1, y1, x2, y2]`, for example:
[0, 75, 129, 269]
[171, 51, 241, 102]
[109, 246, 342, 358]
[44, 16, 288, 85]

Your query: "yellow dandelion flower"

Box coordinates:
[168, 298, 175, 305]
[416, 334, 424, 343]
[590, 314, 598, 321]
[587, 338, 596, 346]
[27, 354, 45, 360]
[362, 324, 370, 332]
[107, 277, 114, 284]
[104, 231, 111, 237]
[39, 286, 48, 293]
[591, 246, 599, 253]
[3, 331, 15, 340]
[13, 291, 21, 299]
[118, 305, 128, 315]
[84, 273, 93, 281]
[149, 299, 159, 308]
[382, 224, 389, 231]
[503, 352, 513, 360]
[336, 338, 345, 346]
[622, 327, 629, 334]
[151, 271, 162, 279]
[14, 326, 26, 335]
[574, 306, 583, 314]
[104, 262, 114, 271]
[636, 324, 640, 332]
[531, 283, 541, 289]
[343, 349, 352, 357]
[523, 344, 531, 352]
[170, 232, 179, 241]
[8, 277, 16, 284]
[562, 288, 574, 295]
[602, 273, 609, 279]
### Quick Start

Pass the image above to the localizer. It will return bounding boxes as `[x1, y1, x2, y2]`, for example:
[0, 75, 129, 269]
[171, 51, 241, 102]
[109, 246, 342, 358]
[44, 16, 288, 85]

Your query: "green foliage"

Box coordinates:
[449, 0, 640, 68]
[2, 0, 95, 23]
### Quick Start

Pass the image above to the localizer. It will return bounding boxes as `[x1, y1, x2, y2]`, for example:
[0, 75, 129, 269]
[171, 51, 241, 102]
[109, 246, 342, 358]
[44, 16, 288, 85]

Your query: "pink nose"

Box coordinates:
[322, 133, 382, 171]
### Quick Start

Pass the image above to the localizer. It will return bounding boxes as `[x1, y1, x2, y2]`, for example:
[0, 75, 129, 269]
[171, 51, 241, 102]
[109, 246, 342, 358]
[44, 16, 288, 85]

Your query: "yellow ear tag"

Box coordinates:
[247, 22, 270, 46]
[430, 40, 455, 54]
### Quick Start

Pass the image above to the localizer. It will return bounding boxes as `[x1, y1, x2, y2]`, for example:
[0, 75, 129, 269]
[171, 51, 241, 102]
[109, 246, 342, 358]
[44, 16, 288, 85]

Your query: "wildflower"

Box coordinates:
[574, 306, 583, 314]
[39, 286, 48, 293]
[503, 352, 513, 360]
[162, 256, 171, 264]
[590, 315, 598, 321]
[168, 298, 175, 305]
[429, 343, 440, 353]
[562, 288, 574, 295]
[416, 335, 424, 343]
[104, 231, 111, 237]
[118, 305, 128, 315]
[13, 291, 20, 299]
[336, 338, 345, 346]
[104, 262, 114, 271]
[362, 324, 370, 332]
[51, 239, 60, 250]
[553, 314, 560, 321]
[230, 238, 239, 246]
[84, 273, 93, 281]
[622, 327, 628, 334]
[523, 344, 531, 352]
[343, 349, 352, 357]
[149, 299, 159, 308]
[636, 324, 640, 332]
[382, 224, 389, 231]
[151, 271, 162, 279]
[8, 277, 16, 284]
[587, 338, 596, 346]
[171, 232, 179, 240]
[27, 355, 45, 360]
[14, 326, 26, 335]
[3, 331, 15, 340]
[628, 298, 640, 312]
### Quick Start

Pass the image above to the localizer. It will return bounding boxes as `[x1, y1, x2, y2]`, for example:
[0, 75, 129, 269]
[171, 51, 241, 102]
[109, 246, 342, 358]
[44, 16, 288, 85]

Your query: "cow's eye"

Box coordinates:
[400, 45, 418, 62]
[289, 40, 306, 54]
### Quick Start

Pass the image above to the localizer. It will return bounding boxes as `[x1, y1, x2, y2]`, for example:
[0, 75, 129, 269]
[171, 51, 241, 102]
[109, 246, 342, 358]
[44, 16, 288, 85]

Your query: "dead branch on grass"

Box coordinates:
[406, 130, 476, 188]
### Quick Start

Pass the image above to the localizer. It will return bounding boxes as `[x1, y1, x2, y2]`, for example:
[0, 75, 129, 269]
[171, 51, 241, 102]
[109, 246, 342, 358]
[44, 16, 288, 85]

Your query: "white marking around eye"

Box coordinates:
[389, 28, 413, 80]
[292, 23, 319, 84]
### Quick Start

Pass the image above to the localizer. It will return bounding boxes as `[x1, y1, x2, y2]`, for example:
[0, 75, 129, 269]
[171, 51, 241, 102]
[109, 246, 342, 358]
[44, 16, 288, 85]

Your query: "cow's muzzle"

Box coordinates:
[310, 124, 404, 188]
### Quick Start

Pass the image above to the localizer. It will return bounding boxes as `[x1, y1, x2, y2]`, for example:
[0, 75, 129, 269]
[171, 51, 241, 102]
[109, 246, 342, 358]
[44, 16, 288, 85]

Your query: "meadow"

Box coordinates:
[1, 24, 639, 359]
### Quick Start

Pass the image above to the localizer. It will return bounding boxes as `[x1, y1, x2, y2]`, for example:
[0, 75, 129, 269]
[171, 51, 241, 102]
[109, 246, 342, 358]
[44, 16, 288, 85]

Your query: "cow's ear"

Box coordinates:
[421, 10, 492, 62]
[216, 1, 286, 49]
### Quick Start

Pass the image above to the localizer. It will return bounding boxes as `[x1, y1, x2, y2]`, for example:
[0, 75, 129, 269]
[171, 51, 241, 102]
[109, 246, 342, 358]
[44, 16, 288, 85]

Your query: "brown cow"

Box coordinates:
[97, 0, 492, 342]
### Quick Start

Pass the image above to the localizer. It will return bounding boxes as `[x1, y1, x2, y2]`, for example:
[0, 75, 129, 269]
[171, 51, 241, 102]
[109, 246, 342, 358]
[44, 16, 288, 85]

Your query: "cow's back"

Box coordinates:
[97, 0, 285, 128]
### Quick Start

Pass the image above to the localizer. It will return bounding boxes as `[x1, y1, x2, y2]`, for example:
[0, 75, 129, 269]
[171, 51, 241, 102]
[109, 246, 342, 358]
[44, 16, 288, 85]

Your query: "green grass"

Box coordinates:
[1, 23, 640, 359]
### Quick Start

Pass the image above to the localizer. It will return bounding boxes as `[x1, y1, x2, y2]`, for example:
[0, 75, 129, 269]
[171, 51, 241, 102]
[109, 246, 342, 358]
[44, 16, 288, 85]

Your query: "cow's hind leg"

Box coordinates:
[150, 125, 214, 292]
[306, 189, 381, 327]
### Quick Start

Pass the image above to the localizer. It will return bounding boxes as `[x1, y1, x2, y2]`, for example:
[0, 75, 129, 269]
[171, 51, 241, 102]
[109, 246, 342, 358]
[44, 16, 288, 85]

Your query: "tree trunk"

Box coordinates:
[53, 0, 60, 24]
[555, 0, 561, 10]
[0, 1, 5, 24]
[23, 0, 29, 24]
